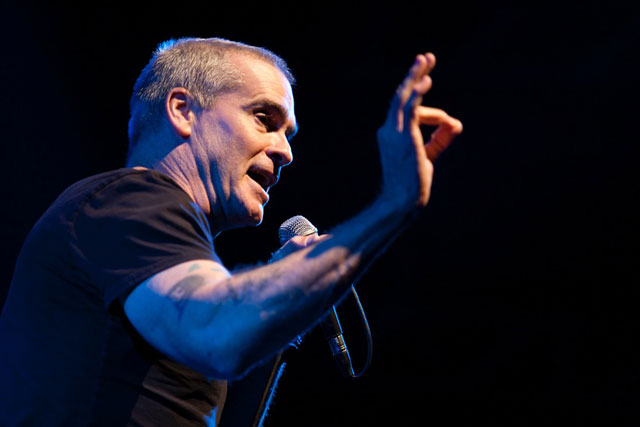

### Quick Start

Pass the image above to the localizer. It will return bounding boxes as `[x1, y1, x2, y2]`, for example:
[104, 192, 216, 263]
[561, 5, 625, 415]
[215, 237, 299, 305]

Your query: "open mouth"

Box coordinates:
[247, 169, 273, 192]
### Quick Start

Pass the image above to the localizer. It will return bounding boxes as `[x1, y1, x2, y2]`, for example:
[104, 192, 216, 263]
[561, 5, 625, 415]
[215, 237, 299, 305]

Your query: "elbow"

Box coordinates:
[204, 358, 247, 381]
[211, 342, 273, 381]
[176, 348, 245, 381]
[178, 334, 263, 381]
[208, 349, 258, 381]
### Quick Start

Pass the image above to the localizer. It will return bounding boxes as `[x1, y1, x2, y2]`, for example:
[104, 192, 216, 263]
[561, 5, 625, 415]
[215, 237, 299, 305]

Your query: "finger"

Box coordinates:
[401, 54, 429, 99]
[416, 105, 463, 161]
[425, 120, 463, 161]
[401, 55, 435, 105]
[388, 56, 423, 111]
[416, 106, 463, 132]
[424, 52, 436, 74]
[300, 233, 323, 246]
[393, 53, 436, 108]
[402, 76, 432, 131]
[388, 55, 431, 129]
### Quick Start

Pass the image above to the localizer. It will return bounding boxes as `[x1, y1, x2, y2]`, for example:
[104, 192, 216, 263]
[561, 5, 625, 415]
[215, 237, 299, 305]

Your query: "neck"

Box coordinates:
[128, 144, 213, 219]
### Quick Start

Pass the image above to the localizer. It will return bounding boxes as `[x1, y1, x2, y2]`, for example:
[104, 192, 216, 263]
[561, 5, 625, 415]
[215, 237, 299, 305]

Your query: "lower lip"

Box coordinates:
[250, 177, 269, 202]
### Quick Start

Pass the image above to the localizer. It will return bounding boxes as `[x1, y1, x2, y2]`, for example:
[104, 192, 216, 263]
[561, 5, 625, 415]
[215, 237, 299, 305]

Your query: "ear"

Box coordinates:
[165, 87, 195, 139]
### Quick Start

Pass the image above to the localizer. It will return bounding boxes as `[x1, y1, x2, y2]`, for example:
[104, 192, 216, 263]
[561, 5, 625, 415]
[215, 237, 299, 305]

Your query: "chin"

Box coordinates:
[237, 201, 265, 228]
[248, 206, 265, 226]
[226, 189, 267, 229]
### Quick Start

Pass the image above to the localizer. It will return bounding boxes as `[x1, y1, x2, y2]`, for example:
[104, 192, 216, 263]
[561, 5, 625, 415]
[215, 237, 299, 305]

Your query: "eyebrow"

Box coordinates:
[246, 98, 298, 140]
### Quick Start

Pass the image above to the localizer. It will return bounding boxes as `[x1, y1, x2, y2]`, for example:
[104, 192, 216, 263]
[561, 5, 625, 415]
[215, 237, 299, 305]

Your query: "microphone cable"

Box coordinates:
[345, 285, 372, 378]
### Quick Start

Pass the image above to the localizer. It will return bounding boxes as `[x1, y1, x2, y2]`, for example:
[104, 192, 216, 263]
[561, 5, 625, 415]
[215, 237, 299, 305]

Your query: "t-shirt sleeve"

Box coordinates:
[71, 171, 217, 308]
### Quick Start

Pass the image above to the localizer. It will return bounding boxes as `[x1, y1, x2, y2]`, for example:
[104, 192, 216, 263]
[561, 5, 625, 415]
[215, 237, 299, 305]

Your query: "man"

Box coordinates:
[0, 38, 462, 425]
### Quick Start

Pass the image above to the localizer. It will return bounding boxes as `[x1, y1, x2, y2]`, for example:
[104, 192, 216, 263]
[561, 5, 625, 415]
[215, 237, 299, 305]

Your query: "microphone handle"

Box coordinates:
[320, 305, 354, 378]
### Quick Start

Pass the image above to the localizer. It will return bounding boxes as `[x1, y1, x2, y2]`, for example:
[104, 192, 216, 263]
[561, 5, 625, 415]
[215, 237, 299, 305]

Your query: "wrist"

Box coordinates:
[378, 186, 422, 218]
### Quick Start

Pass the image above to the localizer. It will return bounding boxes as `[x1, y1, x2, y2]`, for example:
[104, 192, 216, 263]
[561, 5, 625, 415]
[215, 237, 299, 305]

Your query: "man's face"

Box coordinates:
[190, 54, 297, 231]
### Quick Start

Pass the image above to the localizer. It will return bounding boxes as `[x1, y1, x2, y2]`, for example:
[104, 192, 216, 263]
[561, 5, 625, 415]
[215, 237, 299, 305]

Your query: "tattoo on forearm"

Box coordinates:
[168, 275, 206, 317]
[188, 263, 201, 272]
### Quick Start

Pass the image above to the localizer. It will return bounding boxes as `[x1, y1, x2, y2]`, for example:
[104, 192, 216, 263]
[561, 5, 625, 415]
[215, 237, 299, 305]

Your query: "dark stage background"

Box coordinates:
[1, 1, 638, 425]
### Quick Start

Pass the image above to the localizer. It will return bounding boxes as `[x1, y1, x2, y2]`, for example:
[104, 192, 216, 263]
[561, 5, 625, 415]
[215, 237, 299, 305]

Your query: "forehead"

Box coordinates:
[228, 54, 295, 113]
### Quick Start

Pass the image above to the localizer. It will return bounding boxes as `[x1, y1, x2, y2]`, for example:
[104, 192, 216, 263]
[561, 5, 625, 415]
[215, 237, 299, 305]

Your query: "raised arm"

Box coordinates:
[123, 53, 462, 380]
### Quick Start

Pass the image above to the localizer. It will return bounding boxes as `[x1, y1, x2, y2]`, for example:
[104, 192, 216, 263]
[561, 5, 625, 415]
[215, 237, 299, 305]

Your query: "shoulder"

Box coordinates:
[46, 168, 191, 216]
[74, 168, 189, 202]
[71, 167, 213, 246]
[69, 168, 201, 224]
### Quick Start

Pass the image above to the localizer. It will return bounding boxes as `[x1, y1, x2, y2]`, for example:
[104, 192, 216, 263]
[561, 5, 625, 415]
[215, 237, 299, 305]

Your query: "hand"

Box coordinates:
[377, 53, 463, 208]
[270, 233, 329, 263]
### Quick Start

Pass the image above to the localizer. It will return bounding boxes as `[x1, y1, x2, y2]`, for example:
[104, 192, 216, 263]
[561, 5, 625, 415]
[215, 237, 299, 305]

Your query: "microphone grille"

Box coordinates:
[279, 215, 317, 245]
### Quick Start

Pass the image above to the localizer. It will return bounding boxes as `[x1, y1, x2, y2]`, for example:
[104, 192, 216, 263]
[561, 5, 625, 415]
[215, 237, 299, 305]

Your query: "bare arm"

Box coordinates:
[124, 53, 462, 380]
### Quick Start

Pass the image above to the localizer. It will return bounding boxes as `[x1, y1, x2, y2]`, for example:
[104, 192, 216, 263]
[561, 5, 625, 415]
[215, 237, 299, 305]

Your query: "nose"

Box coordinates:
[267, 134, 293, 168]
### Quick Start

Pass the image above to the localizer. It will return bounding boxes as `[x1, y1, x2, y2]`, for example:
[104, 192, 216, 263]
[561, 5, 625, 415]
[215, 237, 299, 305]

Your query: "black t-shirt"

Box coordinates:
[0, 168, 227, 426]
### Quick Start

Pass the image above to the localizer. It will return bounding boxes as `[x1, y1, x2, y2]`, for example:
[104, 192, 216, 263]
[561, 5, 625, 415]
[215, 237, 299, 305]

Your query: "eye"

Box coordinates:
[255, 112, 267, 123]
[255, 111, 274, 129]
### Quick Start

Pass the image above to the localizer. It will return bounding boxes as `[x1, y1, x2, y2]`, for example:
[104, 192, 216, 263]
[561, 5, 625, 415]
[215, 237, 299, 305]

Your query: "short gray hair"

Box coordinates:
[127, 37, 295, 160]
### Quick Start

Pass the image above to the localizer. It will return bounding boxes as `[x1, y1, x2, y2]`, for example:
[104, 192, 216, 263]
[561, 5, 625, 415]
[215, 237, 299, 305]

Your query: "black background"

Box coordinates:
[1, 1, 638, 425]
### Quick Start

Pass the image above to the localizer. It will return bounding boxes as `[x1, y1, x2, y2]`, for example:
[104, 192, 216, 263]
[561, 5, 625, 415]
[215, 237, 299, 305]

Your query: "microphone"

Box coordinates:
[279, 215, 355, 378]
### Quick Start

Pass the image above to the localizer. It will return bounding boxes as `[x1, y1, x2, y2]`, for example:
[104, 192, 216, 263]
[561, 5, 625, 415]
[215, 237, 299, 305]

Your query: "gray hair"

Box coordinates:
[127, 37, 295, 161]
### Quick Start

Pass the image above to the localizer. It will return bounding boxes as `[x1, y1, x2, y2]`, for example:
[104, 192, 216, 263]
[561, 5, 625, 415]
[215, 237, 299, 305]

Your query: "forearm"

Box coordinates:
[199, 195, 415, 376]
